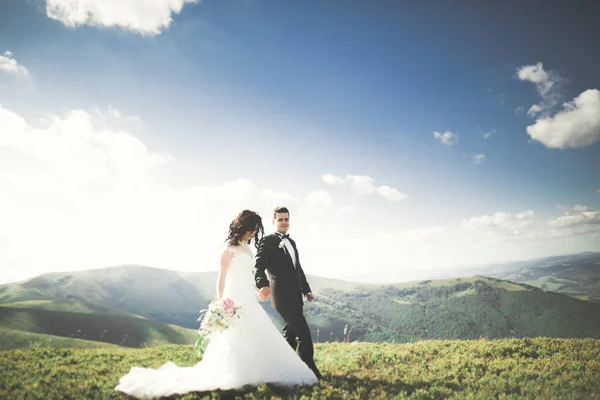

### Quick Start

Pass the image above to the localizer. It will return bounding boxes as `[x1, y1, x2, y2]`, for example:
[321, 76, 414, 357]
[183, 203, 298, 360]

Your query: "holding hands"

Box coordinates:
[258, 286, 271, 301]
[257, 287, 314, 302]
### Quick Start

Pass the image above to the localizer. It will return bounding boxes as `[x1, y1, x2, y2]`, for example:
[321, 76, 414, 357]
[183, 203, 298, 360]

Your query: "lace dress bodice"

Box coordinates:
[222, 242, 257, 306]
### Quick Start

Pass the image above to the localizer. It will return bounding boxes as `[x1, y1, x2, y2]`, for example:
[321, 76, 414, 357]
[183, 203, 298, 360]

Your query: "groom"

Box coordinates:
[253, 206, 322, 380]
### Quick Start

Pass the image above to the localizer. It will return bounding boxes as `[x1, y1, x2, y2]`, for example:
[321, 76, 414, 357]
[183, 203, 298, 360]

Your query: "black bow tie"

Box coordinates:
[278, 233, 290, 240]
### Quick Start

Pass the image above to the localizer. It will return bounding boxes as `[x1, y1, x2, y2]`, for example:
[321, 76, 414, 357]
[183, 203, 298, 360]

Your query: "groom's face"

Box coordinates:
[273, 212, 290, 234]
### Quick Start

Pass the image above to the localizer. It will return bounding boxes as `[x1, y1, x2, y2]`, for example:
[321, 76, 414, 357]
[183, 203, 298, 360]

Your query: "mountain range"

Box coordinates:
[1, 252, 599, 349]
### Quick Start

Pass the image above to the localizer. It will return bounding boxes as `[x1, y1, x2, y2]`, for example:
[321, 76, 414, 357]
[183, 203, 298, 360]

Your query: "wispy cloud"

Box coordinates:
[472, 154, 486, 164]
[516, 62, 564, 117]
[0, 51, 29, 76]
[527, 104, 542, 118]
[482, 129, 495, 139]
[498, 92, 506, 106]
[45, 0, 199, 36]
[547, 205, 600, 236]
[458, 207, 599, 240]
[104, 105, 143, 124]
[433, 130, 458, 146]
[460, 210, 537, 238]
[322, 174, 407, 202]
[517, 62, 555, 97]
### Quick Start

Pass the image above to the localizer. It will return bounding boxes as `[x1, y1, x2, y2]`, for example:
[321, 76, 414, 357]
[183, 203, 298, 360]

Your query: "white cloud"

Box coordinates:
[348, 175, 377, 195]
[517, 62, 554, 96]
[515, 106, 525, 115]
[304, 190, 332, 210]
[548, 205, 600, 227]
[45, 0, 199, 36]
[516, 62, 564, 116]
[517, 62, 600, 149]
[482, 129, 495, 139]
[547, 205, 600, 237]
[105, 105, 143, 124]
[456, 207, 600, 243]
[321, 174, 407, 202]
[108, 105, 124, 119]
[375, 185, 407, 202]
[472, 154, 486, 164]
[527, 104, 543, 117]
[460, 211, 536, 238]
[322, 174, 346, 186]
[0, 105, 299, 284]
[573, 205, 591, 213]
[433, 130, 458, 146]
[526, 89, 600, 149]
[0, 51, 29, 76]
[345, 206, 592, 282]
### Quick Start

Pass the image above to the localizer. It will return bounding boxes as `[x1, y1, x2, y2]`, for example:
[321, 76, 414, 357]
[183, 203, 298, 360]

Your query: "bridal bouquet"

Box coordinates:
[194, 297, 242, 355]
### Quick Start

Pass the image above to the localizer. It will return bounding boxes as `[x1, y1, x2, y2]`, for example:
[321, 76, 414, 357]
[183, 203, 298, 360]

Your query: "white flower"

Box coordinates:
[279, 241, 285, 249]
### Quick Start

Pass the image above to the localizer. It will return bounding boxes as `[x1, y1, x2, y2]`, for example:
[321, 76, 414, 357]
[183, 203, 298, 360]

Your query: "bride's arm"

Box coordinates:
[216, 245, 234, 299]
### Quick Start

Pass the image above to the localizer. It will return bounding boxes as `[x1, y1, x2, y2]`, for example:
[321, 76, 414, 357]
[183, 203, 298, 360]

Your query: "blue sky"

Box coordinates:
[0, 0, 599, 284]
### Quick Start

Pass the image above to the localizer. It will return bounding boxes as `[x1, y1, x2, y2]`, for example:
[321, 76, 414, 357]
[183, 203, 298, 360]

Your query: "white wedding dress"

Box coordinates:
[114, 242, 318, 399]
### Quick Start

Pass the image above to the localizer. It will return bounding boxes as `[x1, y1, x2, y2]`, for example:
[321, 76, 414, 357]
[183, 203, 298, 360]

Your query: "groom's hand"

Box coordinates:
[258, 287, 271, 301]
[305, 292, 315, 302]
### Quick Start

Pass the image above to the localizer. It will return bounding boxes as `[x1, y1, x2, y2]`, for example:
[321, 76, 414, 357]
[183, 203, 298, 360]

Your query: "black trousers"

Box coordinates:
[277, 305, 321, 379]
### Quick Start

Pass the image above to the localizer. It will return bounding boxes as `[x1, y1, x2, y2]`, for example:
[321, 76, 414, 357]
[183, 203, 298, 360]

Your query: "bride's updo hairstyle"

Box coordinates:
[226, 210, 264, 248]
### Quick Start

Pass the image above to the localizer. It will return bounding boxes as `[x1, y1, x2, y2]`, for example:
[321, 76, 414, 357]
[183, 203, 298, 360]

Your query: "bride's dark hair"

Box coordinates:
[226, 210, 264, 248]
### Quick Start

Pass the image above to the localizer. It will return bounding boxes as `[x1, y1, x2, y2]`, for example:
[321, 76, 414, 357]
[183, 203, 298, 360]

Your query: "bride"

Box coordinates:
[114, 210, 319, 399]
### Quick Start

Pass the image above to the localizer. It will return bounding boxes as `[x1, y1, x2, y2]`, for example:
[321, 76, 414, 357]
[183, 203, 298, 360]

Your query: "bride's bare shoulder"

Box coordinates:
[222, 240, 238, 254]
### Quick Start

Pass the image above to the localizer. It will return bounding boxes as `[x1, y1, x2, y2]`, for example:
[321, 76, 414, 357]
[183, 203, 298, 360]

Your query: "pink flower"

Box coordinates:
[222, 298, 234, 308]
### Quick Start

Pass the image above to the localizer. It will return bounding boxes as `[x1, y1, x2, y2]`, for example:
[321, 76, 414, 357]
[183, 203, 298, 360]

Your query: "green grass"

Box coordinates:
[1, 338, 599, 399]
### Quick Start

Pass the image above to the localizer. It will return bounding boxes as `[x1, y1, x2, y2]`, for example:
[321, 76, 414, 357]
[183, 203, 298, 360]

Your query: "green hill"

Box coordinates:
[0, 298, 136, 316]
[482, 252, 600, 303]
[306, 276, 600, 342]
[0, 306, 197, 350]
[1, 338, 599, 399]
[0, 328, 122, 350]
[0, 266, 215, 329]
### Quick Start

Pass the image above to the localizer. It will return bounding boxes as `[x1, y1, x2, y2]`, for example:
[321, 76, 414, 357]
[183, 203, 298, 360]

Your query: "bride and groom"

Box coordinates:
[115, 207, 321, 399]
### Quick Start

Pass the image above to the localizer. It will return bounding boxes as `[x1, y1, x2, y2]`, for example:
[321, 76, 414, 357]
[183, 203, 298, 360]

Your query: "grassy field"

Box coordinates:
[1, 337, 599, 399]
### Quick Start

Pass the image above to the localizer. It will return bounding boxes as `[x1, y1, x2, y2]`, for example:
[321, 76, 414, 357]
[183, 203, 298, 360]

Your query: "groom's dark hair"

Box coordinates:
[273, 206, 290, 218]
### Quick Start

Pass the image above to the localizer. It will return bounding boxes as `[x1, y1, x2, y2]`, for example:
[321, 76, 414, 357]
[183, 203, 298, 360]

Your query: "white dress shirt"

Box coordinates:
[276, 232, 296, 269]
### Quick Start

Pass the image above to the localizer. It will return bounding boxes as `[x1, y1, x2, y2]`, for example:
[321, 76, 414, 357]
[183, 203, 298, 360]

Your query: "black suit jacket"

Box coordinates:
[253, 233, 312, 311]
